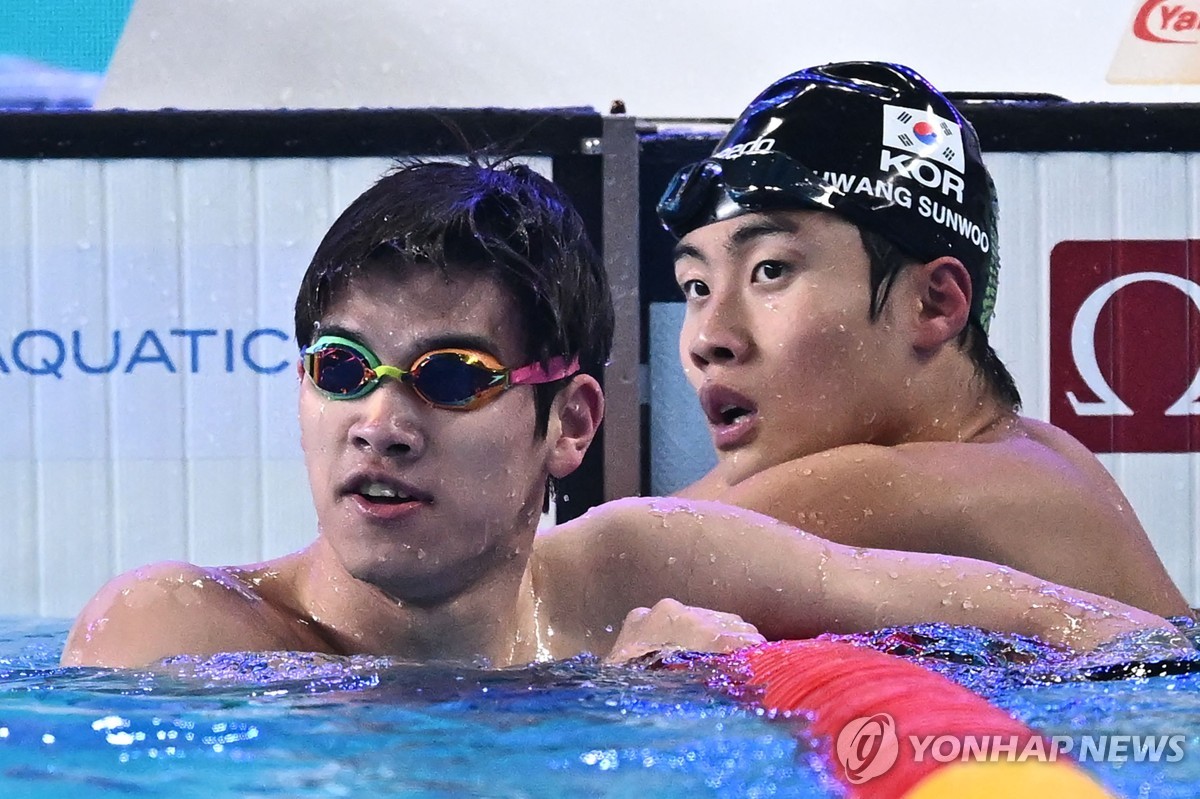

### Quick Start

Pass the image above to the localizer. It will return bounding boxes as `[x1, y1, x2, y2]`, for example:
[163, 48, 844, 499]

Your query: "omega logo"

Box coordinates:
[1068, 271, 1200, 417]
[1049, 239, 1200, 454]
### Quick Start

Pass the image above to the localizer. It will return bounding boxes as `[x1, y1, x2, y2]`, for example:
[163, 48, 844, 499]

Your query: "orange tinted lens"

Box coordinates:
[410, 351, 506, 407]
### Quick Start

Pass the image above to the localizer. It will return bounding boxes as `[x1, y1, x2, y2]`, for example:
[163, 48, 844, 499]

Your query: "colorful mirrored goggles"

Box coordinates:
[301, 335, 579, 410]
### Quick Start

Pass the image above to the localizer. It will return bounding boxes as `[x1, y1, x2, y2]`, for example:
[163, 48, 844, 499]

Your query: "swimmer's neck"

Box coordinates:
[872, 349, 1020, 447]
[890, 385, 1018, 446]
[285, 536, 544, 665]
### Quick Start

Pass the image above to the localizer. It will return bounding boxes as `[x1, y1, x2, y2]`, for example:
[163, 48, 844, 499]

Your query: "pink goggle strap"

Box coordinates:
[509, 355, 581, 386]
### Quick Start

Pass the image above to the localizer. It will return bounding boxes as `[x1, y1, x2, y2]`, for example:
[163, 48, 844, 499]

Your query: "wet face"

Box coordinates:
[299, 265, 554, 603]
[674, 210, 910, 483]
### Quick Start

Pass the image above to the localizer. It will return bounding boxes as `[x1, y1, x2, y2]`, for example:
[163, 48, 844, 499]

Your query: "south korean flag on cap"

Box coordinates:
[881, 104, 965, 173]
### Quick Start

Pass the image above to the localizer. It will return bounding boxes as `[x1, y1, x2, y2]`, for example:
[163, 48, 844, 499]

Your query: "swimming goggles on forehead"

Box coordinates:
[301, 335, 579, 410]
[658, 151, 839, 239]
[658, 150, 923, 260]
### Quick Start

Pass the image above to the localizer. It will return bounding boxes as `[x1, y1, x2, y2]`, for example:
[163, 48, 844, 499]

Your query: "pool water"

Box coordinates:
[3, 617, 1200, 798]
[0, 617, 836, 798]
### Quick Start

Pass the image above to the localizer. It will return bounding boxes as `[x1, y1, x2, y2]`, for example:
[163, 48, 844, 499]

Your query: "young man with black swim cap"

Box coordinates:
[658, 61, 1187, 617]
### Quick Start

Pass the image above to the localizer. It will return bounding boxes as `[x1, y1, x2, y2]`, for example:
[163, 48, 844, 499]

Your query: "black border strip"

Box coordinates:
[641, 103, 1200, 154]
[5, 103, 1198, 160]
[0, 107, 603, 159]
[964, 103, 1200, 152]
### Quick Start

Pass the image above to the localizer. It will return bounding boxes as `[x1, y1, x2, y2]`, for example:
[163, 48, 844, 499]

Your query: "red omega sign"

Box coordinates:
[1049, 240, 1200, 453]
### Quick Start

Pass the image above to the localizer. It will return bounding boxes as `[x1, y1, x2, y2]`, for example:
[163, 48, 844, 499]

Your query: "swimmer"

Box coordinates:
[62, 160, 1177, 669]
[657, 61, 1188, 617]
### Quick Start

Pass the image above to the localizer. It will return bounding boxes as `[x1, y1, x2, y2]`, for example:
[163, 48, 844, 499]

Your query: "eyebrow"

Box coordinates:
[672, 215, 801, 264]
[315, 324, 501, 360]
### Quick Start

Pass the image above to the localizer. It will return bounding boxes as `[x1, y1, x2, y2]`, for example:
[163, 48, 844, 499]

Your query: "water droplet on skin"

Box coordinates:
[416, 548, 426, 560]
[962, 600, 975, 610]
[604, 625, 613, 633]
[667, 557, 677, 565]
[801, 468, 813, 476]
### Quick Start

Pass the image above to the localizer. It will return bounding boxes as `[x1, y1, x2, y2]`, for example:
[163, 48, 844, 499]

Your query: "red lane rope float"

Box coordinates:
[717, 639, 1116, 799]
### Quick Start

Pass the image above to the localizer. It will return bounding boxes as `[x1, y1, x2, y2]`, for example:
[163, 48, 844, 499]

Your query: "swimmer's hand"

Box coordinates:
[604, 597, 766, 664]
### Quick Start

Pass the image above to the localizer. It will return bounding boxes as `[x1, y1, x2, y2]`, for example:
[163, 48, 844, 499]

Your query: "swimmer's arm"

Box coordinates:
[61, 562, 302, 668]
[560, 497, 1175, 651]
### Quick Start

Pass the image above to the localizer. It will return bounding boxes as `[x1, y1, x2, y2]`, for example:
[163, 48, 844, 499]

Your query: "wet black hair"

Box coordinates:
[294, 158, 614, 436]
[860, 228, 1021, 409]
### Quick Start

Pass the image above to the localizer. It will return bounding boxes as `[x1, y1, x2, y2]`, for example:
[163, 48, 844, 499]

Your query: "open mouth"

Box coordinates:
[344, 477, 430, 506]
[356, 481, 417, 504]
[699, 384, 760, 449]
[700, 384, 759, 428]
[717, 404, 754, 426]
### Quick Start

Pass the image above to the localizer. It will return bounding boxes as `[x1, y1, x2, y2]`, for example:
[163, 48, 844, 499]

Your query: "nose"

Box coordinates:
[346, 382, 427, 458]
[687, 293, 753, 370]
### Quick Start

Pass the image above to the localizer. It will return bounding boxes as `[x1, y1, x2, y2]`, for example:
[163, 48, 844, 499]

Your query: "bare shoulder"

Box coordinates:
[709, 426, 1111, 549]
[709, 442, 945, 544]
[1013, 416, 1115, 474]
[704, 419, 1187, 614]
[898, 417, 1124, 503]
[61, 560, 311, 668]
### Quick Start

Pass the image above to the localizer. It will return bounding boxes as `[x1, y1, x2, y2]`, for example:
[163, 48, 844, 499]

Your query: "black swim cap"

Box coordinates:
[657, 61, 999, 330]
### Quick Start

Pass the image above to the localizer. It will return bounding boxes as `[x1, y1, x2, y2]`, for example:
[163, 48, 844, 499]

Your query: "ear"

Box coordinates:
[910, 256, 972, 351]
[545, 374, 605, 479]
